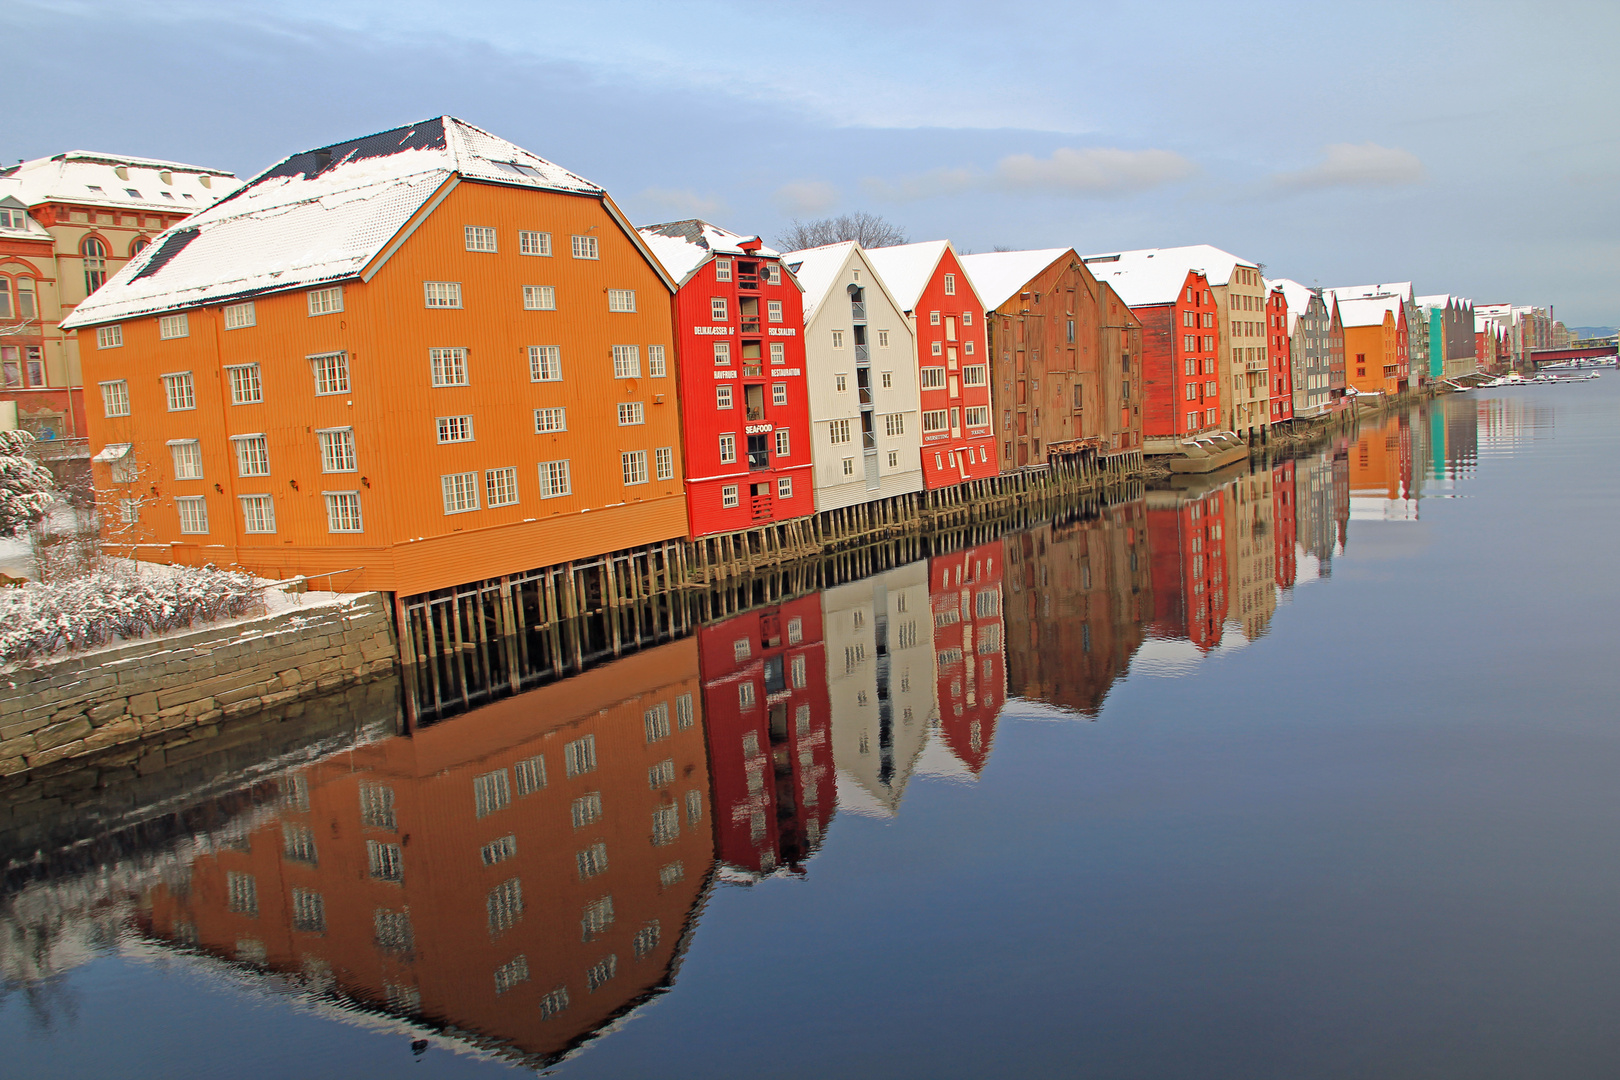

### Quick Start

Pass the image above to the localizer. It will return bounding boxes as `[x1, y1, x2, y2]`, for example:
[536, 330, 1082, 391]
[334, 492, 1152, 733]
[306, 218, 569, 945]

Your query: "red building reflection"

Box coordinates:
[1272, 459, 1297, 589]
[1145, 487, 1229, 650]
[928, 540, 1007, 775]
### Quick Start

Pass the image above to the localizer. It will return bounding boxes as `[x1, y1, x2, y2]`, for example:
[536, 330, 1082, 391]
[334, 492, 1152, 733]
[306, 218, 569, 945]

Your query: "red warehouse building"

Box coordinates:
[1266, 283, 1294, 424]
[639, 221, 812, 535]
[867, 241, 999, 487]
[1079, 262, 1222, 450]
[928, 540, 1007, 776]
[697, 595, 834, 881]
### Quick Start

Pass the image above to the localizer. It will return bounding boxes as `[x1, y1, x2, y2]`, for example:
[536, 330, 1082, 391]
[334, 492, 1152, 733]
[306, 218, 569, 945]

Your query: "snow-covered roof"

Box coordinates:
[1269, 278, 1323, 337]
[1337, 295, 1403, 329]
[1084, 251, 1202, 307]
[636, 219, 784, 289]
[0, 197, 52, 244]
[1332, 281, 1414, 306]
[63, 117, 619, 328]
[0, 150, 238, 215]
[958, 248, 1070, 311]
[865, 240, 952, 313]
[781, 241, 858, 321]
[1416, 293, 1470, 312]
[1081, 244, 1257, 293]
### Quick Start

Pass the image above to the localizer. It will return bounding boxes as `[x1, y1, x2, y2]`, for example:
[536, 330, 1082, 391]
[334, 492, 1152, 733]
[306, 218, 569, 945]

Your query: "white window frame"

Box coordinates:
[226, 364, 262, 404]
[774, 428, 790, 457]
[436, 415, 474, 444]
[534, 407, 567, 433]
[162, 371, 196, 411]
[777, 476, 792, 499]
[719, 433, 736, 464]
[96, 325, 123, 349]
[885, 412, 905, 437]
[965, 405, 990, 427]
[829, 419, 851, 445]
[920, 367, 946, 389]
[714, 258, 732, 282]
[307, 286, 343, 316]
[538, 459, 571, 499]
[622, 450, 649, 486]
[430, 347, 469, 386]
[607, 289, 636, 313]
[169, 439, 203, 480]
[721, 484, 739, 508]
[617, 401, 645, 426]
[485, 466, 519, 507]
[519, 230, 551, 256]
[464, 225, 498, 253]
[713, 341, 731, 366]
[318, 427, 357, 472]
[648, 344, 667, 377]
[158, 312, 189, 339]
[831, 329, 844, 348]
[100, 379, 129, 417]
[223, 302, 256, 330]
[767, 299, 783, 323]
[529, 345, 562, 382]
[962, 364, 988, 386]
[655, 446, 674, 480]
[176, 495, 208, 534]
[441, 471, 480, 514]
[324, 491, 363, 532]
[309, 351, 350, 395]
[716, 385, 733, 410]
[943, 273, 956, 295]
[711, 297, 728, 321]
[523, 285, 556, 311]
[240, 494, 276, 533]
[571, 235, 599, 260]
[233, 434, 270, 477]
[423, 281, 463, 309]
[923, 409, 949, 433]
[772, 382, 787, 406]
[612, 344, 640, 379]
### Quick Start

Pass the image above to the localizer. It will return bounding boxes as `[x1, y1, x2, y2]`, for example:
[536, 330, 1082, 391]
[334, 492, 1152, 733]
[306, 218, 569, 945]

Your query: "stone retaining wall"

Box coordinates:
[0, 593, 398, 776]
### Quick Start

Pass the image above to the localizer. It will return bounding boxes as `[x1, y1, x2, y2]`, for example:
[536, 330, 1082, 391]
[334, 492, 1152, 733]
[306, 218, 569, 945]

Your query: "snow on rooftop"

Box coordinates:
[636, 219, 783, 288]
[958, 248, 1070, 310]
[781, 241, 858, 321]
[0, 150, 238, 217]
[1337, 294, 1403, 328]
[63, 117, 606, 328]
[1081, 244, 1257, 292]
[1085, 251, 1204, 308]
[864, 240, 952, 313]
[1331, 281, 1414, 305]
[1269, 277, 1322, 336]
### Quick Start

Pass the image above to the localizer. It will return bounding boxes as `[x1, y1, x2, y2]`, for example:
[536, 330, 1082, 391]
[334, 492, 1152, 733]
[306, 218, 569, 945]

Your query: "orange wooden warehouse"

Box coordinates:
[62, 117, 689, 598]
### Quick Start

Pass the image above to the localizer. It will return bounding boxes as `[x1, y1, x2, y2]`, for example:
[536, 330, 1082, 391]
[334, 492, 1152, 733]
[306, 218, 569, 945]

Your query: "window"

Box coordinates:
[519, 230, 551, 256]
[437, 415, 474, 443]
[659, 862, 685, 887]
[920, 367, 946, 389]
[96, 325, 123, 349]
[718, 433, 737, 463]
[523, 285, 556, 310]
[721, 484, 739, 508]
[711, 297, 728, 321]
[487, 878, 523, 933]
[843, 457, 855, 476]
[118, 497, 141, 524]
[715, 258, 732, 281]
[530, 345, 562, 381]
[529, 407, 567, 437]
[713, 341, 731, 366]
[607, 289, 636, 312]
[442, 471, 479, 513]
[464, 225, 498, 252]
[319, 428, 356, 472]
[769, 342, 785, 365]
[652, 805, 680, 845]
[962, 310, 973, 326]
[240, 495, 275, 533]
[234, 434, 269, 477]
[571, 234, 599, 259]
[539, 987, 570, 1020]
[622, 450, 648, 485]
[564, 734, 596, 776]
[885, 412, 905, 437]
[571, 792, 602, 828]
[163, 372, 195, 411]
[715, 384, 733, 410]
[170, 440, 202, 479]
[374, 908, 413, 952]
[156, 313, 189, 339]
[931, 341, 943, 356]
[307, 286, 343, 316]
[649, 344, 667, 377]
[881, 371, 892, 388]
[100, 380, 129, 417]
[877, 329, 889, 347]
[769, 383, 786, 408]
[618, 401, 645, 426]
[226, 872, 258, 916]
[835, 373, 847, 392]
[493, 955, 529, 995]
[965, 406, 989, 427]
[655, 446, 675, 480]
[765, 262, 780, 284]
[578, 843, 609, 879]
[962, 365, 987, 386]
[430, 347, 469, 385]
[767, 299, 783, 323]
[325, 492, 362, 532]
[227, 364, 262, 404]
[612, 344, 640, 378]
[831, 329, 844, 348]
[424, 281, 462, 308]
[539, 459, 571, 498]
[943, 273, 956, 295]
[585, 952, 617, 990]
[515, 755, 547, 795]
[176, 496, 208, 534]
[829, 419, 850, 445]
[359, 783, 395, 828]
[649, 759, 675, 789]
[474, 769, 512, 818]
[775, 428, 790, 457]
[777, 476, 792, 499]
[923, 409, 949, 433]
[634, 921, 662, 959]
[486, 467, 518, 506]
[310, 352, 350, 395]
[82, 237, 107, 294]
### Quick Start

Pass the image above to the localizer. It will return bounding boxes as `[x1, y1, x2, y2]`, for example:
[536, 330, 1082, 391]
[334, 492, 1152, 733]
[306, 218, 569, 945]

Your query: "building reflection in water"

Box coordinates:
[1349, 412, 1419, 521]
[1146, 484, 1229, 651]
[1004, 503, 1152, 716]
[136, 638, 715, 1071]
[698, 595, 834, 881]
[928, 542, 1007, 777]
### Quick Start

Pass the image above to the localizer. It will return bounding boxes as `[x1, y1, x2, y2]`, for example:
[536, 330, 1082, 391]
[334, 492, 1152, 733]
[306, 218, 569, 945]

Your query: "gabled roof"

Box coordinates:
[865, 240, 957, 312]
[1416, 293, 1471, 312]
[0, 199, 51, 244]
[1332, 281, 1414, 306]
[637, 219, 787, 289]
[63, 117, 628, 328]
[0, 151, 239, 218]
[958, 248, 1070, 310]
[1087, 254, 1207, 308]
[1268, 278, 1323, 337]
[781, 241, 858, 321]
[1337, 295, 1403, 329]
[1081, 244, 1258, 292]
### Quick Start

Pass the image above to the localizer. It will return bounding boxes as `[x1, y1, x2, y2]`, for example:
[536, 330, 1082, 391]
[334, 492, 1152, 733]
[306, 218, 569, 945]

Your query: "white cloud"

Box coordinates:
[863, 147, 1197, 203]
[637, 186, 729, 219]
[773, 180, 839, 216]
[1273, 142, 1425, 191]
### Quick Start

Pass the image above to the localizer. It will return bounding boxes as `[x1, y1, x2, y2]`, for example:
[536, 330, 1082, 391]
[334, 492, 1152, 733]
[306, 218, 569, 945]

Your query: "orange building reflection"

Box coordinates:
[137, 638, 714, 1070]
[928, 541, 1008, 775]
[1005, 503, 1153, 716]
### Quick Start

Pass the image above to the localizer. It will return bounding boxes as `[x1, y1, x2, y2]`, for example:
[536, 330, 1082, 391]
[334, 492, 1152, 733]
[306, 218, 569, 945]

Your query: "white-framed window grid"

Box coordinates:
[529, 345, 561, 382]
[523, 285, 556, 311]
[423, 281, 462, 309]
[430, 347, 469, 386]
[486, 467, 519, 507]
[310, 352, 350, 395]
[162, 372, 195, 411]
[227, 364, 262, 404]
[325, 491, 363, 532]
[442, 471, 480, 514]
[100, 379, 129, 417]
[318, 428, 356, 472]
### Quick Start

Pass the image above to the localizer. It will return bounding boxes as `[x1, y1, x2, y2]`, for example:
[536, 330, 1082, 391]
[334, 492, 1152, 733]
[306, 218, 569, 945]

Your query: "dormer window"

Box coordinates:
[124, 189, 141, 198]
[86, 185, 104, 193]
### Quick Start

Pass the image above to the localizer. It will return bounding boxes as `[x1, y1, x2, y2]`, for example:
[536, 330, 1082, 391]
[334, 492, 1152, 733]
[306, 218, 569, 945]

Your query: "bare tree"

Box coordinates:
[777, 212, 908, 252]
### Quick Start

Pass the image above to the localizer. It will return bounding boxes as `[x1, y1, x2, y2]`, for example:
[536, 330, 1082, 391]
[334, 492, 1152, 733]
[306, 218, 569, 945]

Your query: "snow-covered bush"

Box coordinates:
[0, 430, 55, 537]
[0, 563, 260, 663]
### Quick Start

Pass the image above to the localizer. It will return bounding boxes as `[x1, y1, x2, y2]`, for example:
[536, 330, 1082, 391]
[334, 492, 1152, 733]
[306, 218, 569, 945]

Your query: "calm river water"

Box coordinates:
[4, 379, 1620, 1079]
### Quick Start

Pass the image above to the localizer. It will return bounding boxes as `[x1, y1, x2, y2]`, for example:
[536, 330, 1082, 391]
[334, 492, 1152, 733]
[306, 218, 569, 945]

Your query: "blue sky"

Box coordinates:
[10, 0, 1618, 323]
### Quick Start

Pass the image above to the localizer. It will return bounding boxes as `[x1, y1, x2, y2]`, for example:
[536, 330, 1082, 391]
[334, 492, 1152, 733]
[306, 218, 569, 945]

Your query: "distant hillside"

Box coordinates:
[1570, 326, 1616, 338]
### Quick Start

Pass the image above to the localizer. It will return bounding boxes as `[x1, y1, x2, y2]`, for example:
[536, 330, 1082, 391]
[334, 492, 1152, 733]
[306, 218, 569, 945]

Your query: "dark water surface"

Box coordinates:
[5, 381, 1619, 1079]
